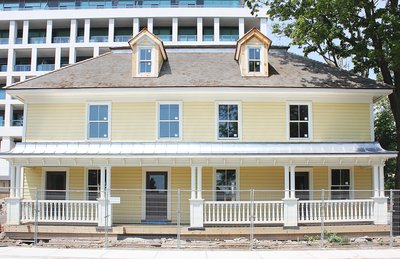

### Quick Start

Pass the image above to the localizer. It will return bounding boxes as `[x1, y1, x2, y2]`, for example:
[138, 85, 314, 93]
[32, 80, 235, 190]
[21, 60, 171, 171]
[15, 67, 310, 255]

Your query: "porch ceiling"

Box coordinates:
[1, 142, 396, 167]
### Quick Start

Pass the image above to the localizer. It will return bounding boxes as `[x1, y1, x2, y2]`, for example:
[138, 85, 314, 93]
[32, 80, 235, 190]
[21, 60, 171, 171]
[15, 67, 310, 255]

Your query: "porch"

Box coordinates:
[3, 142, 396, 232]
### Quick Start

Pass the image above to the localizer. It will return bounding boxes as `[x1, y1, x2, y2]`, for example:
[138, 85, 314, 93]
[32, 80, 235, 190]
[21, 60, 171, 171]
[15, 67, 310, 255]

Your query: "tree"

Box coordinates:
[375, 97, 397, 188]
[246, 0, 400, 188]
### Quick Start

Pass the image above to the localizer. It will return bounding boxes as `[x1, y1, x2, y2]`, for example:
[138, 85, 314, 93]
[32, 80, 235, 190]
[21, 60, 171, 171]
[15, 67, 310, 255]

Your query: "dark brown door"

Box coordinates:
[146, 171, 168, 221]
[45, 171, 66, 200]
[295, 172, 310, 200]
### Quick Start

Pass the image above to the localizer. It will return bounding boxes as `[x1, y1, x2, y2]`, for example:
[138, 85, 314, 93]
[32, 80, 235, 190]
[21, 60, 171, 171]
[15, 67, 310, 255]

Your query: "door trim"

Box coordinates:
[41, 167, 70, 200]
[295, 168, 313, 200]
[141, 167, 171, 221]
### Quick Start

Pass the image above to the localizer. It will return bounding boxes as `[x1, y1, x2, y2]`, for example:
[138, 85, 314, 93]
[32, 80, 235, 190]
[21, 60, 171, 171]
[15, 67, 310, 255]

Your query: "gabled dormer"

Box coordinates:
[234, 28, 272, 77]
[128, 28, 168, 78]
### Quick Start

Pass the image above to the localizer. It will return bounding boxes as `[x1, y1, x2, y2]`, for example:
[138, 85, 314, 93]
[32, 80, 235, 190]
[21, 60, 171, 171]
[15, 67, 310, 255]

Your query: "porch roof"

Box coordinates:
[3, 142, 396, 158]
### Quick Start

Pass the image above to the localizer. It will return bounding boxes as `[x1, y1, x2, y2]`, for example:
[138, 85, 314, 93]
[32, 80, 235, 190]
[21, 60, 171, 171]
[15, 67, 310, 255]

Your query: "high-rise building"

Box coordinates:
[0, 0, 268, 186]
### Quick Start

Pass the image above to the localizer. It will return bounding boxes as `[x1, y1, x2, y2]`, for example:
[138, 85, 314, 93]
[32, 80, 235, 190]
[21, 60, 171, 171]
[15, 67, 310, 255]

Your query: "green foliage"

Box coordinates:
[303, 234, 318, 242]
[323, 231, 350, 244]
[245, 0, 400, 188]
[375, 97, 397, 189]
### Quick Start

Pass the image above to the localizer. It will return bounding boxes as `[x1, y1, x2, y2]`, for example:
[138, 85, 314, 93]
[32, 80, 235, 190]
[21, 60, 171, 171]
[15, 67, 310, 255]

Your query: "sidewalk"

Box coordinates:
[0, 247, 399, 259]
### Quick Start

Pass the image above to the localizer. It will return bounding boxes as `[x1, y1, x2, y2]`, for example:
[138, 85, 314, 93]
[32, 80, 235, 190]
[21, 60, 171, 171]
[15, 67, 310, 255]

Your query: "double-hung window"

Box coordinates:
[331, 169, 351, 199]
[248, 47, 261, 73]
[215, 169, 237, 201]
[139, 48, 152, 73]
[289, 103, 311, 139]
[218, 103, 239, 139]
[88, 104, 109, 139]
[87, 169, 101, 200]
[159, 103, 181, 139]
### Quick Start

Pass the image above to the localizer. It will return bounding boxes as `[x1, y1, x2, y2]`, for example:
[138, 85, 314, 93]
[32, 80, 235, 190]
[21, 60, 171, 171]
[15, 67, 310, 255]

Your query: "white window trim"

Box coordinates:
[86, 102, 112, 141]
[41, 167, 70, 200]
[295, 167, 314, 200]
[84, 167, 102, 200]
[246, 45, 264, 75]
[156, 101, 183, 141]
[141, 167, 172, 221]
[328, 166, 354, 199]
[286, 101, 313, 141]
[137, 46, 155, 77]
[215, 101, 242, 140]
[212, 167, 240, 201]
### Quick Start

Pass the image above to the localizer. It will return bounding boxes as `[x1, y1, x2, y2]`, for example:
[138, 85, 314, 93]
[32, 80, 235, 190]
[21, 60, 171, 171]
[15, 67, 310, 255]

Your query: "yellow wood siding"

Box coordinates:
[22, 167, 42, 199]
[354, 166, 373, 198]
[25, 101, 371, 142]
[25, 103, 85, 142]
[112, 102, 156, 141]
[183, 102, 215, 141]
[313, 103, 371, 141]
[242, 102, 286, 141]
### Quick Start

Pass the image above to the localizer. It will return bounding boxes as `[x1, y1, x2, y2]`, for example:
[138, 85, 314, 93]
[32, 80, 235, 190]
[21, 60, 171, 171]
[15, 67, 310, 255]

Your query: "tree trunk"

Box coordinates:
[388, 87, 400, 189]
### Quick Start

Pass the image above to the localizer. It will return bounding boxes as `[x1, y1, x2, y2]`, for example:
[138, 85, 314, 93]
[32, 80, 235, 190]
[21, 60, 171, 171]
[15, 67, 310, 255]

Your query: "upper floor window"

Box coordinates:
[331, 169, 351, 200]
[215, 169, 237, 201]
[88, 104, 109, 139]
[218, 103, 239, 139]
[139, 48, 152, 74]
[289, 103, 311, 139]
[248, 47, 261, 73]
[159, 103, 181, 139]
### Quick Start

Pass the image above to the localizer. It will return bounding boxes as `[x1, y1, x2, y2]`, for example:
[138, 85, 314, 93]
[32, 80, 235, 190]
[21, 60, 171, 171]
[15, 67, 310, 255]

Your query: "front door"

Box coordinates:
[145, 171, 168, 221]
[295, 171, 310, 200]
[45, 171, 67, 200]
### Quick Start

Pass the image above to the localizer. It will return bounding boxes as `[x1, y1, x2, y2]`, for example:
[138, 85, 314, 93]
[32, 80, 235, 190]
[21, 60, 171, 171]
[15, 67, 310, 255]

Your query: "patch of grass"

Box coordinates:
[324, 231, 350, 244]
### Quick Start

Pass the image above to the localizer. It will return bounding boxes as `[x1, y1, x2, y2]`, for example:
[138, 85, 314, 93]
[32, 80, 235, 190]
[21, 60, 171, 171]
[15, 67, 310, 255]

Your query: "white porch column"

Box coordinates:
[191, 166, 196, 199]
[290, 165, 296, 198]
[7, 165, 21, 225]
[372, 164, 388, 225]
[282, 165, 298, 227]
[98, 166, 112, 228]
[284, 165, 289, 198]
[189, 165, 204, 229]
[373, 165, 379, 197]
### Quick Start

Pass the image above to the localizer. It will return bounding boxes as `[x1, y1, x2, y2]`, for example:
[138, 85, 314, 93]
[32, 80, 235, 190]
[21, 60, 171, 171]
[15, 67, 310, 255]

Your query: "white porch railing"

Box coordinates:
[204, 201, 284, 224]
[298, 199, 374, 223]
[21, 200, 99, 223]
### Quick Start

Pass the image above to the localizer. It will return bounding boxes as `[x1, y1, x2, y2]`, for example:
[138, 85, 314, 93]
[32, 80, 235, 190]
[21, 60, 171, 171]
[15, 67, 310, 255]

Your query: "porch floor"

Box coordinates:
[4, 223, 390, 241]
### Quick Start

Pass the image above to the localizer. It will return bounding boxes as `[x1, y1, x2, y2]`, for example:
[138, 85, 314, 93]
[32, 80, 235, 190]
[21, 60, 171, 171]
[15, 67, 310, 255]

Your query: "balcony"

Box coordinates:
[52, 36, 70, 43]
[37, 64, 55, 71]
[12, 119, 23, 126]
[0, 119, 4, 127]
[90, 36, 108, 43]
[0, 38, 8, 44]
[29, 37, 46, 44]
[15, 38, 22, 44]
[114, 35, 132, 42]
[14, 65, 31, 72]
[156, 35, 172, 42]
[203, 35, 214, 41]
[76, 36, 84, 43]
[0, 65, 6, 72]
[219, 35, 239, 41]
[178, 35, 197, 41]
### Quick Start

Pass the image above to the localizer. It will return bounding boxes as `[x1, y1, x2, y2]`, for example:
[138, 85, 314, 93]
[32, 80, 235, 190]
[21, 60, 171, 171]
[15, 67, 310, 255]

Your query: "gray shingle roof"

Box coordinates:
[7, 48, 391, 90]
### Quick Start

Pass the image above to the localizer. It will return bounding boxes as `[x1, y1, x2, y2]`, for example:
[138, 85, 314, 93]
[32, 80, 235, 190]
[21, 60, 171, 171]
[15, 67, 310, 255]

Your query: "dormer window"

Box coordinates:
[139, 48, 152, 74]
[248, 47, 261, 73]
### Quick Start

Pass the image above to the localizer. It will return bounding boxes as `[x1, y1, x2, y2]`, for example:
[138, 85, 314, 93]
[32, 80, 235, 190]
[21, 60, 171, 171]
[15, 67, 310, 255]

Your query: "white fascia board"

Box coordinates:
[0, 8, 261, 21]
[8, 87, 393, 104]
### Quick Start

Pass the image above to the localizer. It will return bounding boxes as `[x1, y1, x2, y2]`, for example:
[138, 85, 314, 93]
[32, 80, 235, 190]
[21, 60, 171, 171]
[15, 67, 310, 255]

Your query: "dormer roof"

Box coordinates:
[234, 27, 272, 61]
[128, 28, 168, 61]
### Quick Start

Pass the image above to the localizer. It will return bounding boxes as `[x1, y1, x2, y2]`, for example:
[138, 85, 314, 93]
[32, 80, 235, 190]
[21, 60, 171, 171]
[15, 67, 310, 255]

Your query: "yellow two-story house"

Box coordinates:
[1, 28, 397, 239]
